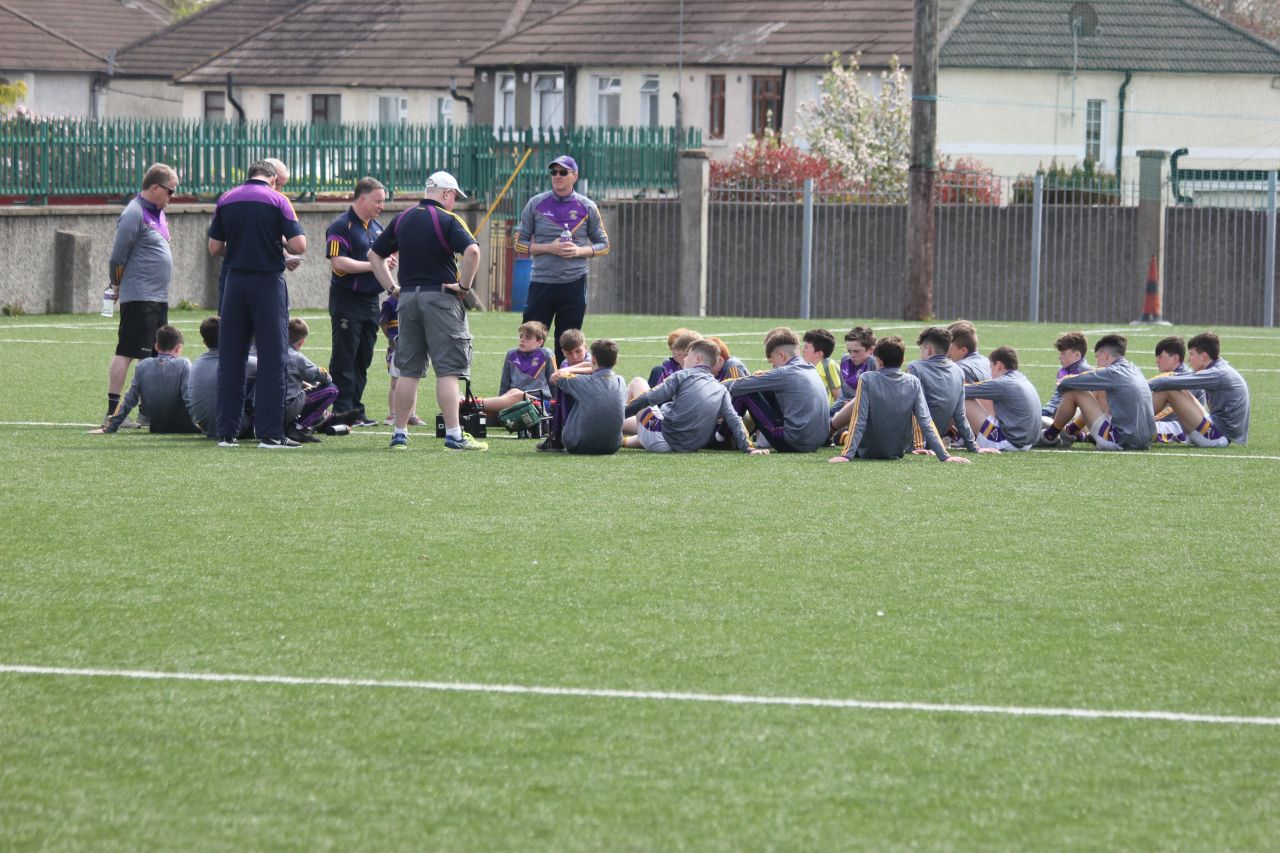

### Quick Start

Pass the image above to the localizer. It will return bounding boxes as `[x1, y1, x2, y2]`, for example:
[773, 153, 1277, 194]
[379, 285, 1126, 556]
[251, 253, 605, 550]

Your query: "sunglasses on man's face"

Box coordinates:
[549, 168, 571, 177]
[162, 185, 178, 196]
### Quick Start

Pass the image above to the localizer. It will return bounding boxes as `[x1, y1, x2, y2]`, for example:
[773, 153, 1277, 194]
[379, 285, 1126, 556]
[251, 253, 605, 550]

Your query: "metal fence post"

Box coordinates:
[1267, 171, 1277, 328]
[1029, 172, 1043, 322]
[800, 177, 814, 320]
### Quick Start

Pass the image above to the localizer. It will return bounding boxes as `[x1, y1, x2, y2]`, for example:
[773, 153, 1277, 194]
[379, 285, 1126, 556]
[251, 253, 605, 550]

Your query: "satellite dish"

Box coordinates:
[1069, 2, 1099, 37]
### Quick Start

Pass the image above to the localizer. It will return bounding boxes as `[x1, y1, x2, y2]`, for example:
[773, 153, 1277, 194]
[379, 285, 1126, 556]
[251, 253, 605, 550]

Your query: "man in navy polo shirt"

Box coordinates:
[514, 154, 610, 364]
[369, 171, 483, 451]
[326, 176, 391, 425]
[208, 159, 307, 449]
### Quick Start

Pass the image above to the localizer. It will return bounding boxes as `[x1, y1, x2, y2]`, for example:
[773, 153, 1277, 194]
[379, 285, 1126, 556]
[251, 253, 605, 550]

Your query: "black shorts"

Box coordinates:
[115, 300, 168, 359]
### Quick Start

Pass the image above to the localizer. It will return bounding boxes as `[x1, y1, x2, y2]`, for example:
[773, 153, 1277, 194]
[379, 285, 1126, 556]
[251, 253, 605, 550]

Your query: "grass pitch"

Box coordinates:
[1, 310, 1278, 849]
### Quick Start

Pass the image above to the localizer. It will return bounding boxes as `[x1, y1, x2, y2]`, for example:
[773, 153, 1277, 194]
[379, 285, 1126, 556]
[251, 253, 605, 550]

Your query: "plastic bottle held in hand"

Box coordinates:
[560, 228, 573, 244]
[100, 288, 116, 318]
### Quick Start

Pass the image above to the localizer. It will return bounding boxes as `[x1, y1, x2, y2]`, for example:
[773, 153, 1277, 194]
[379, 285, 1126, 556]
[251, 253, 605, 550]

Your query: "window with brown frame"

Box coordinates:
[709, 75, 725, 140]
[751, 75, 783, 136]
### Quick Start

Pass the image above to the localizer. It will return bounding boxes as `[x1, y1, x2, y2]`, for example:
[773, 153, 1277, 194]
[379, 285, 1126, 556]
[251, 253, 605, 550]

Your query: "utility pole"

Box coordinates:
[903, 0, 937, 320]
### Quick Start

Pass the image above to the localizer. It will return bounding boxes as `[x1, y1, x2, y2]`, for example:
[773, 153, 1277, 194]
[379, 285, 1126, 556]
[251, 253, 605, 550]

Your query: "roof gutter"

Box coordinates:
[1115, 70, 1132, 184]
[449, 76, 474, 121]
[1170, 147, 1192, 204]
[225, 72, 245, 124]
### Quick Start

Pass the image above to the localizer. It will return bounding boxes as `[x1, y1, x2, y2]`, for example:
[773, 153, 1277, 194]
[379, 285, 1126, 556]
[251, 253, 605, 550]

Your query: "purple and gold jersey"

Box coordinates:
[500, 346, 555, 398]
[837, 355, 877, 403]
[514, 190, 609, 283]
[325, 207, 384, 295]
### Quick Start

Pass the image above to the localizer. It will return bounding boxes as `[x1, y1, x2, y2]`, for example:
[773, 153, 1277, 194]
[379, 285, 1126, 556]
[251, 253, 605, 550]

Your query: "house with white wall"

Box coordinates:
[0, 0, 171, 117]
[937, 0, 1280, 181]
[462, 0, 935, 158]
[168, 0, 570, 127]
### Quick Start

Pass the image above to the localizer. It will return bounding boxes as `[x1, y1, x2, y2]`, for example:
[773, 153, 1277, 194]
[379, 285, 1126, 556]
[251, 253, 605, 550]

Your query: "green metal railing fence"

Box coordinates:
[0, 119, 701, 203]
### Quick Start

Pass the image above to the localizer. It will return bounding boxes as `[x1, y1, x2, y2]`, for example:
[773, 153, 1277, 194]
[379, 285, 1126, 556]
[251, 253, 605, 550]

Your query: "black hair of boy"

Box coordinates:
[1094, 333, 1127, 358]
[1055, 331, 1088, 355]
[590, 338, 618, 370]
[873, 336, 905, 369]
[988, 345, 1018, 372]
[1187, 331, 1221, 360]
[1155, 336, 1186, 361]
[803, 328, 835, 359]
[199, 316, 220, 350]
[155, 324, 184, 352]
[845, 326, 875, 348]
[916, 326, 951, 354]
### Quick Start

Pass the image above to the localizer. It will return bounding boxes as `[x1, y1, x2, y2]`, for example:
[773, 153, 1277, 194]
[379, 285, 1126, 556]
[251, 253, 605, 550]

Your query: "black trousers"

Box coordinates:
[328, 287, 380, 416]
[523, 274, 587, 364]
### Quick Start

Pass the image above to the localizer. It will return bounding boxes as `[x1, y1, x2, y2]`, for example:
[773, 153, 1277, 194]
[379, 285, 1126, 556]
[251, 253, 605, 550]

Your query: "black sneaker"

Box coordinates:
[354, 417, 379, 428]
[536, 436, 565, 452]
[217, 436, 239, 447]
[258, 436, 302, 449]
[287, 426, 322, 444]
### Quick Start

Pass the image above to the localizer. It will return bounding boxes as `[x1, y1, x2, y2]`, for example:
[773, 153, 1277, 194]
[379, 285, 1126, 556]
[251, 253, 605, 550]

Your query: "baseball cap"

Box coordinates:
[548, 155, 578, 173]
[425, 171, 467, 198]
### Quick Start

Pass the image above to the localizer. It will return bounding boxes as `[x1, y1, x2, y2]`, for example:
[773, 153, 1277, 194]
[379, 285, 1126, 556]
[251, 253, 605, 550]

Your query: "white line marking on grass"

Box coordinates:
[2, 664, 1277, 727]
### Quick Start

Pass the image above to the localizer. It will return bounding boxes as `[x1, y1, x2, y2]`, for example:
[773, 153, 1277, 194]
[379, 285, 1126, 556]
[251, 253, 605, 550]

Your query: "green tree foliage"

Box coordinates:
[0, 79, 28, 113]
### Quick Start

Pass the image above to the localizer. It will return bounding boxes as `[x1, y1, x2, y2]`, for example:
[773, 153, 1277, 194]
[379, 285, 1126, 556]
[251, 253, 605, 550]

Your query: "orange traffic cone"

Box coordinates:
[1134, 254, 1171, 325]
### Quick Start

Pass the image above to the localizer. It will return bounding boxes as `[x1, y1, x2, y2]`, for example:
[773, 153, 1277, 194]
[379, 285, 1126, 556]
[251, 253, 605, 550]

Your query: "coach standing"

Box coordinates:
[369, 171, 483, 451]
[103, 163, 179, 429]
[208, 159, 306, 448]
[514, 155, 609, 364]
[326, 177, 391, 425]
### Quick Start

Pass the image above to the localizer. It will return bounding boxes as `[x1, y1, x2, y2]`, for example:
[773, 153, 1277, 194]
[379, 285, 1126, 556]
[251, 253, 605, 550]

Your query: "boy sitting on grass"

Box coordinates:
[962, 345, 1041, 451]
[725, 327, 830, 453]
[625, 330, 702, 418]
[101, 324, 200, 435]
[1147, 331, 1251, 446]
[623, 339, 768, 456]
[802, 328, 842, 406]
[538, 339, 627, 455]
[906, 326, 987, 454]
[559, 328, 591, 371]
[828, 336, 968, 464]
[284, 318, 347, 444]
[948, 320, 990, 383]
[647, 327, 694, 388]
[829, 326, 878, 433]
[1042, 331, 1091, 421]
[707, 336, 750, 383]
[476, 320, 556, 417]
[1041, 334, 1155, 451]
[1151, 336, 1206, 444]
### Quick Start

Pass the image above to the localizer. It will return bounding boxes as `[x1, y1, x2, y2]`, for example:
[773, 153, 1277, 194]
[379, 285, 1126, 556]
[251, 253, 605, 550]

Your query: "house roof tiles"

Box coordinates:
[939, 0, 1280, 74]
[0, 0, 170, 71]
[114, 0, 302, 78]
[174, 0, 573, 88]
[465, 0, 957, 69]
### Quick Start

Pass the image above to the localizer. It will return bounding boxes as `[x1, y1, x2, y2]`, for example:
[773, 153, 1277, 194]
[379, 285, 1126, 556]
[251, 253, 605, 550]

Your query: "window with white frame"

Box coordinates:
[378, 95, 408, 125]
[437, 97, 454, 126]
[498, 74, 516, 128]
[640, 75, 660, 127]
[1085, 99, 1105, 164]
[533, 74, 564, 129]
[595, 76, 621, 127]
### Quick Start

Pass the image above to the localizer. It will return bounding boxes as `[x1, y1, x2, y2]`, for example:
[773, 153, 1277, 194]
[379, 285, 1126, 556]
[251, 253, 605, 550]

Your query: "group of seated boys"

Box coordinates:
[101, 313, 1251, 459]
[101, 315, 358, 444]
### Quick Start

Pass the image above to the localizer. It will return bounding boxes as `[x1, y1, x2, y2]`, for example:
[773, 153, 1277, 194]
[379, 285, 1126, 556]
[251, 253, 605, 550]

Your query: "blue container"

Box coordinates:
[511, 258, 532, 312]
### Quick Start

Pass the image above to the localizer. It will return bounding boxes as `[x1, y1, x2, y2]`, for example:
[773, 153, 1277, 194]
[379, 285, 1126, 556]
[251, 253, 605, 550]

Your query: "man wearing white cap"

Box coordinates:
[368, 171, 486, 451]
[514, 154, 610, 364]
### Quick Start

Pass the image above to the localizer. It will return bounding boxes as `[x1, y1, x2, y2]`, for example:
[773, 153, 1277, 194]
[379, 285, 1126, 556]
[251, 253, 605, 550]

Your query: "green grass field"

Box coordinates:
[1, 309, 1278, 849]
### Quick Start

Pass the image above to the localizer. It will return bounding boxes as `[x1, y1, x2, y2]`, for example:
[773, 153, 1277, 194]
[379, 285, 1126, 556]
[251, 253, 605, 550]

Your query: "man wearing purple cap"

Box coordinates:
[514, 155, 610, 364]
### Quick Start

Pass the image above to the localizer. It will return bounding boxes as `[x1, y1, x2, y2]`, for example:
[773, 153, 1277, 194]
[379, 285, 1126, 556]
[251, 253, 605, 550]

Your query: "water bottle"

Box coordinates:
[100, 288, 116, 318]
[560, 228, 573, 243]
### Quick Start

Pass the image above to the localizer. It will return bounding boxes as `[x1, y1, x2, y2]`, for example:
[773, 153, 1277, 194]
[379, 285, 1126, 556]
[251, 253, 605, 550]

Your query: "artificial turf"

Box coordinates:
[0, 310, 1277, 849]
